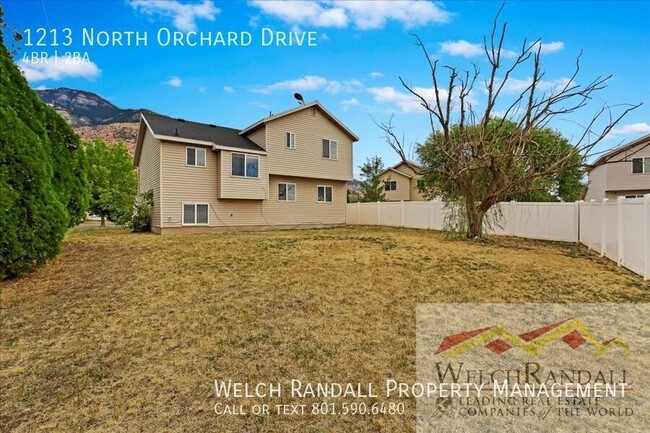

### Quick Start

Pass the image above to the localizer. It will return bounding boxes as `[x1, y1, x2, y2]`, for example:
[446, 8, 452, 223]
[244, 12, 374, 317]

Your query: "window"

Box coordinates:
[183, 203, 208, 225]
[322, 139, 338, 160]
[317, 185, 333, 202]
[632, 157, 650, 174]
[625, 194, 644, 199]
[231, 153, 259, 178]
[384, 180, 397, 191]
[278, 183, 296, 202]
[286, 132, 296, 149]
[186, 147, 206, 167]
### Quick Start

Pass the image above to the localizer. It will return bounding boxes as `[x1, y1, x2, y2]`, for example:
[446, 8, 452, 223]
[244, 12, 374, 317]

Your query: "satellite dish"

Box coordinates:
[294, 93, 305, 105]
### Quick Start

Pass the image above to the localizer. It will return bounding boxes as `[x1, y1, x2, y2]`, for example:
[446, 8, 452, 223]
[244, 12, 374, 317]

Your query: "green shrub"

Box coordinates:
[130, 190, 154, 232]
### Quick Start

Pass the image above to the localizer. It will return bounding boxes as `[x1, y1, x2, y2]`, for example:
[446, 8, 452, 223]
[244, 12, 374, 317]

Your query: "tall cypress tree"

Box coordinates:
[0, 7, 89, 279]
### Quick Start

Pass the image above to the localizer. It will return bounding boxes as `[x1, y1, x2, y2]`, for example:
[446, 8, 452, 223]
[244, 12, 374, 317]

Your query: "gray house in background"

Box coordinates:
[585, 134, 650, 200]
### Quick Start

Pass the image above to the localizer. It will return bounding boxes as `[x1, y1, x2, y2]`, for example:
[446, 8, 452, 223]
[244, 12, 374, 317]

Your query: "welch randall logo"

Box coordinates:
[435, 318, 631, 357]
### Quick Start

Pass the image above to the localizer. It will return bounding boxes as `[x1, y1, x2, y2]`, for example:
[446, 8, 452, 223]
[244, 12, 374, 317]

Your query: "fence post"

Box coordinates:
[509, 200, 516, 236]
[430, 200, 435, 230]
[588, 200, 595, 250]
[400, 200, 405, 227]
[357, 201, 360, 225]
[376, 201, 381, 225]
[600, 198, 607, 257]
[643, 194, 650, 281]
[576, 200, 583, 244]
[617, 196, 624, 266]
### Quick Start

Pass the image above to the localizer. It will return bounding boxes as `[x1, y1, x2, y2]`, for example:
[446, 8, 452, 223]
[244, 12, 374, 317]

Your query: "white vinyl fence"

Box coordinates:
[346, 195, 650, 280]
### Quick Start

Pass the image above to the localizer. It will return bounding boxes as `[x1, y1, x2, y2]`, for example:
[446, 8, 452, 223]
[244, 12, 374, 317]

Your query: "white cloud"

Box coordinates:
[166, 76, 183, 87]
[500, 76, 573, 94]
[251, 75, 363, 95]
[605, 123, 650, 140]
[440, 40, 516, 59]
[341, 98, 360, 111]
[440, 40, 483, 58]
[223, 86, 234, 93]
[368, 85, 478, 114]
[249, 0, 451, 30]
[198, 86, 206, 93]
[530, 40, 565, 54]
[129, 0, 220, 32]
[34, 85, 49, 90]
[19, 56, 101, 82]
[249, 1, 347, 28]
[370, 71, 384, 78]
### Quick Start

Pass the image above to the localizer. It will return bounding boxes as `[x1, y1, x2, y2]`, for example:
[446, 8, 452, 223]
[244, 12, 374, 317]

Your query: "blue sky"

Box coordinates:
[4, 1, 650, 176]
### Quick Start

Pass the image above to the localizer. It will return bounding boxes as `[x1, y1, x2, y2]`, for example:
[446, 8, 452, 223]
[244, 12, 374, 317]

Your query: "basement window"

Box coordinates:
[278, 183, 296, 202]
[183, 203, 208, 225]
[317, 185, 333, 203]
[186, 147, 206, 167]
[278, 182, 296, 201]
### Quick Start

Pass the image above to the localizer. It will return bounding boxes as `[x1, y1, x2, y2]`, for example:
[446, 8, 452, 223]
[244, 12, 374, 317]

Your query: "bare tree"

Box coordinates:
[376, 5, 641, 238]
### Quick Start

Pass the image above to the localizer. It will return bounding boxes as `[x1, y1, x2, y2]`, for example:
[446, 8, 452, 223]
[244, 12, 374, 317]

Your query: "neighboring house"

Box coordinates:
[134, 101, 358, 234]
[376, 161, 426, 201]
[584, 134, 650, 201]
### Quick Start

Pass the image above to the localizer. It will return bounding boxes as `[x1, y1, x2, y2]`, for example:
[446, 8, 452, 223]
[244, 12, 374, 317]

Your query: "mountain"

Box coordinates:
[36, 87, 155, 128]
[75, 123, 141, 155]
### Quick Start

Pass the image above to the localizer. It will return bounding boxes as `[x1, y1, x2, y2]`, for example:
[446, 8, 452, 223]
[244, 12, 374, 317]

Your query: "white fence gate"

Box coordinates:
[346, 195, 650, 280]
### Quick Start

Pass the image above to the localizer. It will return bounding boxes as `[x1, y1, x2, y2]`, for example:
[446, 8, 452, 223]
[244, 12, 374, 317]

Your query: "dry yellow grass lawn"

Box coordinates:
[1, 226, 648, 432]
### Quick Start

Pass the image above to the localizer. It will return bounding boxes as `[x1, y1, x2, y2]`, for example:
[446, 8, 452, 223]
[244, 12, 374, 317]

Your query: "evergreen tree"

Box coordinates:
[0, 7, 88, 279]
[359, 156, 387, 202]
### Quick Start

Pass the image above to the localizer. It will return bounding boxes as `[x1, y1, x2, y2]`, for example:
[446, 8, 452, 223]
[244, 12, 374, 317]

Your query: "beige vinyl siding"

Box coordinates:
[219, 151, 268, 200]
[585, 165, 607, 200]
[247, 126, 266, 149]
[160, 141, 218, 228]
[410, 178, 426, 201]
[604, 142, 650, 192]
[378, 171, 412, 201]
[261, 107, 353, 181]
[137, 128, 162, 228]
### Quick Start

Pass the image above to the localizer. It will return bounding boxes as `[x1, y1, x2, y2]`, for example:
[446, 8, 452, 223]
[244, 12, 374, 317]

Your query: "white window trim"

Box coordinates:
[231, 152, 260, 179]
[317, 185, 333, 203]
[385, 180, 397, 191]
[286, 132, 296, 149]
[185, 146, 206, 168]
[182, 203, 209, 226]
[322, 138, 338, 161]
[277, 182, 297, 202]
[631, 156, 650, 174]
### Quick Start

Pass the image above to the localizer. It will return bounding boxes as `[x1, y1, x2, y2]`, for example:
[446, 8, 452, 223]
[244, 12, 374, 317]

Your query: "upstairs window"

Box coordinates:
[632, 157, 650, 174]
[384, 180, 397, 191]
[231, 153, 259, 178]
[322, 139, 338, 160]
[286, 132, 296, 149]
[186, 147, 206, 167]
[317, 186, 333, 202]
[278, 183, 296, 202]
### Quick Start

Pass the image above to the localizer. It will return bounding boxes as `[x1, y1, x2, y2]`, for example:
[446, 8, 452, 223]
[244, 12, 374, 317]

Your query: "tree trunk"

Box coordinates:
[100, 215, 105, 227]
[466, 205, 484, 238]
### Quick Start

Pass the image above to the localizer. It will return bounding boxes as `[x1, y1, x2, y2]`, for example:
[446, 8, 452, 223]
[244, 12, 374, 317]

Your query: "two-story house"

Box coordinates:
[376, 161, 426, 201]
[134, 101, 358, 234]
[584, 133, 650, 200]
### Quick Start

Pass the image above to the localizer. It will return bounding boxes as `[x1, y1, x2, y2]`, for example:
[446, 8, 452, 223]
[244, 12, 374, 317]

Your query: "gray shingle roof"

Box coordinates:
[143, 113, 265, 152]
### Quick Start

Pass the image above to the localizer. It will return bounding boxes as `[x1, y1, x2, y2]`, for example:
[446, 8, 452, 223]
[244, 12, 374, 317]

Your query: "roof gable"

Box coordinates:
[593, 133, 650, 166]
[240, 101, 359, 141]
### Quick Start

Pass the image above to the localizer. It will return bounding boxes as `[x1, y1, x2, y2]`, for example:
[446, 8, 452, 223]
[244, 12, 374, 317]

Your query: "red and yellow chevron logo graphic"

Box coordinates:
[435, 318, 630, 357]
